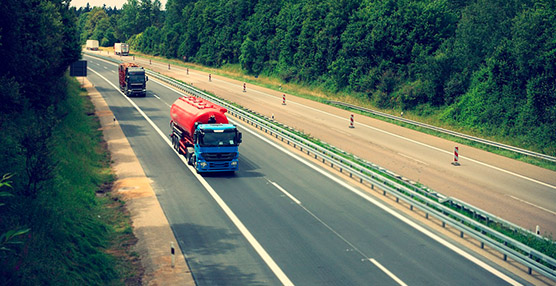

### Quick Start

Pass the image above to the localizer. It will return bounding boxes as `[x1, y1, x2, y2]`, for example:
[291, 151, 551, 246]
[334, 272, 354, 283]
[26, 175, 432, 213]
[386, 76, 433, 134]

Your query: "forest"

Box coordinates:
[0, 0, 137, 284]
[78, 0, 556, 156]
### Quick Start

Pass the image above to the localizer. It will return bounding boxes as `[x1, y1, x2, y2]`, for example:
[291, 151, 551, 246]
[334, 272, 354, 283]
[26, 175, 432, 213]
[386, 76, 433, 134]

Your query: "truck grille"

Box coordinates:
[203, 153, 235, 161]
[208, 162, 231, 169]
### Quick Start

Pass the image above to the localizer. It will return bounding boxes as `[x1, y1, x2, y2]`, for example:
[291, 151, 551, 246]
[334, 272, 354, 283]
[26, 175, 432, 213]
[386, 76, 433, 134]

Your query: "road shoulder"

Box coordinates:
[84, 78, 195, 285]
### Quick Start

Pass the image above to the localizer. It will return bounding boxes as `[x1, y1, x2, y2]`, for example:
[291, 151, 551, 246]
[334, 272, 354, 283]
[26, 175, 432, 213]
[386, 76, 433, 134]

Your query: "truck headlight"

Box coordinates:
[199, 162, 208, 168]
[230, 161, 238, 167]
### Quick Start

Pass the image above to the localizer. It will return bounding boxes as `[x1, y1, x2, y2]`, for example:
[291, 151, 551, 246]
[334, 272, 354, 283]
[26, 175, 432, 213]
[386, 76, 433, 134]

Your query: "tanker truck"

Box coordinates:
[170, 96, 242, 173]
[119, 63, 148, 97]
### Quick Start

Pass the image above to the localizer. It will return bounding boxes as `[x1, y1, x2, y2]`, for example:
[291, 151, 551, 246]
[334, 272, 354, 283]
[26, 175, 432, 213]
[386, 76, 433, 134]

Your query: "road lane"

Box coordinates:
[93, 51, 556, 234]
[86, 63, 284, 285]
[84, 55, 528, 285]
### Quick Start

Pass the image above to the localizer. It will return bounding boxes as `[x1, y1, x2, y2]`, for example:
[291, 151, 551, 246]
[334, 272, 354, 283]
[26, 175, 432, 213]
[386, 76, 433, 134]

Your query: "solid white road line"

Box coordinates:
[268, 179, 301, 205]
[237, 112, 523, 286]
[397, 152, 429, 166]
[508, 195, 556, 216]
[89, 60, 521, 285]
[268, 176, 408, 285]
[88, 67, 295, 286]
[85, 54, 554, 190]
[227, 76, 555, 190]
[370, 258, 408, 286]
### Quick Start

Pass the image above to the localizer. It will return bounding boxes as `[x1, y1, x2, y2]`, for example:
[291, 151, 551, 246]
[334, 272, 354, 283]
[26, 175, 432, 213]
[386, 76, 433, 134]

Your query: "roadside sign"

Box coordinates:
[70, 60, 87, 77]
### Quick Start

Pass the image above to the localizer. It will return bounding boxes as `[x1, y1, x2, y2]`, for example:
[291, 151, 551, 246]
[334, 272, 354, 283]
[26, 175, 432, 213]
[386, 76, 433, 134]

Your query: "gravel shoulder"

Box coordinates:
[85, 78, 195, 286]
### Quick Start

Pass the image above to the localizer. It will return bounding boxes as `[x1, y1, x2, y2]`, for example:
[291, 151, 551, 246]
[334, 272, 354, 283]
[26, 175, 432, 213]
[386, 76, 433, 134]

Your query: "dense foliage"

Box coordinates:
[79, 0, 555, 155]
[0, 0, 128, 284]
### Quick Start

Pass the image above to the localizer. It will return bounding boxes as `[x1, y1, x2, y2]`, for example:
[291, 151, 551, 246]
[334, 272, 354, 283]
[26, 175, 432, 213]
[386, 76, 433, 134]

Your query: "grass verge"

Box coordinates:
[0, 76, 142, 285]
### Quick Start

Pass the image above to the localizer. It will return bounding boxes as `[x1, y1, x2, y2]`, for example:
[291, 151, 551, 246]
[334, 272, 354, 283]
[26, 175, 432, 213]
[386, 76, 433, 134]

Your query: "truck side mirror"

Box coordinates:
[237, 132, 242, 144]
[145, 76, 148, 82]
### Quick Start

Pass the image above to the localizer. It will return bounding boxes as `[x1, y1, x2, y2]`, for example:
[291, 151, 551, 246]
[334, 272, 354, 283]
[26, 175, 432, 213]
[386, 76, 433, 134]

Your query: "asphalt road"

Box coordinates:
[121, 53, 556, 236]
[89, 51, 556, 236]
[84, 55, 529, 285]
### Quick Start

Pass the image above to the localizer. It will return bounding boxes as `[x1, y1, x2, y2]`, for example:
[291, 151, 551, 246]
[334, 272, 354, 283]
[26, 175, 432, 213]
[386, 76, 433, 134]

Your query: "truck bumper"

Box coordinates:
[196, 159, 239, 173]
[126, 90, 147, 97]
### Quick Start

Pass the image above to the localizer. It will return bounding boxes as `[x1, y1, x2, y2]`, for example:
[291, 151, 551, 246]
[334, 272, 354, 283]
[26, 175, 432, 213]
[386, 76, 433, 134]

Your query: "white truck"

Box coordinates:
[114, 43, 129, 56]
[86, 40, 99, 50]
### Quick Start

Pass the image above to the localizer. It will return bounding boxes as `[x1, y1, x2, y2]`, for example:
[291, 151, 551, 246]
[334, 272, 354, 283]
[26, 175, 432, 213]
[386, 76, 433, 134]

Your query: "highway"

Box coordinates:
[91, 50, 556, 236]
[84, 55, 529, 285]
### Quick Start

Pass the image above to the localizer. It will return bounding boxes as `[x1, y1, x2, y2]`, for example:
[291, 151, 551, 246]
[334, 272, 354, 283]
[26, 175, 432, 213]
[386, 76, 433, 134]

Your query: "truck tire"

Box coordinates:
[171, 135, 178, 152]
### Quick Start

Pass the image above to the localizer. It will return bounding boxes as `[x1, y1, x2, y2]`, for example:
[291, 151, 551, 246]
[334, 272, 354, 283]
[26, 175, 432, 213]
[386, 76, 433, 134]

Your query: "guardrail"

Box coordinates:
[328, 101, 556, 163]
[84, 52, 556, 281]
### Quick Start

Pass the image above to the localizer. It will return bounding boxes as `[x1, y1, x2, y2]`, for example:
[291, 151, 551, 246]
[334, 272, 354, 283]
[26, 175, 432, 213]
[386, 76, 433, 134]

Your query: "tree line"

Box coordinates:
[0, 1, 131, 284]
[79, 0, 555, 155]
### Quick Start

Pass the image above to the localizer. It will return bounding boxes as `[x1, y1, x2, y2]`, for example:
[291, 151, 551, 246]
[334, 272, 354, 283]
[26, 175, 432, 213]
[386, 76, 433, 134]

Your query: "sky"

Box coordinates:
[70, 0, 167, 10]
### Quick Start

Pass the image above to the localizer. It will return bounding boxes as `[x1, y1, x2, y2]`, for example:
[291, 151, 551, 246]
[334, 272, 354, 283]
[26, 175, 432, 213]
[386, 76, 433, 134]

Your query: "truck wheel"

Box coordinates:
[171, 136, 178, 152]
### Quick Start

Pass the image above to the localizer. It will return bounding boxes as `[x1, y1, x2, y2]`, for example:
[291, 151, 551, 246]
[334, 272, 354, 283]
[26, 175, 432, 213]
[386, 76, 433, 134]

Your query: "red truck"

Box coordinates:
[170, 96, 242, 173]
[118, 63, 148, 97]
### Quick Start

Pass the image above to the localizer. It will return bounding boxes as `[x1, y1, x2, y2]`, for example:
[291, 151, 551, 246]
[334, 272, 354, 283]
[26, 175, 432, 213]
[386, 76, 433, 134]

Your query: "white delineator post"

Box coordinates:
[349, 114, 355, 128]
[282, 94, 286, 105]
[171, 242, 175, 268]
[452, 146, 460, 166]
[243, 82, 246, 92]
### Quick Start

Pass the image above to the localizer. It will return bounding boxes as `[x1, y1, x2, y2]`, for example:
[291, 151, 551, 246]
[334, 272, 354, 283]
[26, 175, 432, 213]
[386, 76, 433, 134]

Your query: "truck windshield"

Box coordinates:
[201, 131, 237, 147]
[128, 74, 145, 83]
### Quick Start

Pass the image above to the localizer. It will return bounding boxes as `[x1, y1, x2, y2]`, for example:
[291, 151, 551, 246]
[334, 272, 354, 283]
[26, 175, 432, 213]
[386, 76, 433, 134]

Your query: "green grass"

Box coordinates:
[0, 76, 141, 285]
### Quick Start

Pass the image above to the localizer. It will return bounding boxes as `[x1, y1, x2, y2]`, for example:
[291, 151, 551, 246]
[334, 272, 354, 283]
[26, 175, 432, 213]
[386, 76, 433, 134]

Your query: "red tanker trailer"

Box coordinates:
[170, 96, 242, 173]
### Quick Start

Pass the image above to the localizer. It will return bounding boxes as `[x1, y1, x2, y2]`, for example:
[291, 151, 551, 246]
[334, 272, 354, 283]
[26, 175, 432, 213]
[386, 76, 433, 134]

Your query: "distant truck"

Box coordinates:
[114, 43, 129, 56]
[86, 40, 99, 50]
[170, 96, 242, 173]
[118, 63, 148, 97]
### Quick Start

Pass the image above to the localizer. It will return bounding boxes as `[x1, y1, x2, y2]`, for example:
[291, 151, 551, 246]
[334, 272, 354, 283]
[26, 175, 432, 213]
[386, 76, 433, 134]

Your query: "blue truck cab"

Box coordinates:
[189, 123, 242, 173]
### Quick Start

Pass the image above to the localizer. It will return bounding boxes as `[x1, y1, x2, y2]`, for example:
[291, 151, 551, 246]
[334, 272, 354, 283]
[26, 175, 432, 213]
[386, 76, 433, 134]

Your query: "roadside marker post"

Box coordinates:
[171, 242, 175, 268]
[282, 94, 286, 105]
[243, 82, 246, 92]
[452, 147, 460, 166]
[349, 114, 355, 128]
